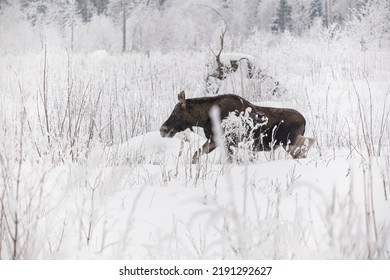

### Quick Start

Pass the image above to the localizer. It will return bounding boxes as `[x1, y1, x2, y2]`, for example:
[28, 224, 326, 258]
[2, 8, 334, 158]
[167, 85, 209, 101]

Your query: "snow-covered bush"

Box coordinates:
[205, 52, 286, 98]
[221, 107, 268, 163]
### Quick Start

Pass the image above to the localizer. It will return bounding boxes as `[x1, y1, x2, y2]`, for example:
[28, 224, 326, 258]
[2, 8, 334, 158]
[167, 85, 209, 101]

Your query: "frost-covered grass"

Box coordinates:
[0, 36, 389, 259]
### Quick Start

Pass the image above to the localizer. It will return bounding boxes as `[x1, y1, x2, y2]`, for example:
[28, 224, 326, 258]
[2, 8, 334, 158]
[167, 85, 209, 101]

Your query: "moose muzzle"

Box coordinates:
[160, 126, 177, 138]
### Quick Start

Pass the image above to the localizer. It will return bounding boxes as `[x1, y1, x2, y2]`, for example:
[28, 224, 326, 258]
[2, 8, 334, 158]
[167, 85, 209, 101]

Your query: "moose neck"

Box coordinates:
[186, 98, 217, 128]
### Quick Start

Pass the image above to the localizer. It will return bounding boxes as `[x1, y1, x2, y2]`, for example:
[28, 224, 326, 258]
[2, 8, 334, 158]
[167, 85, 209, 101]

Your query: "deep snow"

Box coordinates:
[13, 130, 387, 259]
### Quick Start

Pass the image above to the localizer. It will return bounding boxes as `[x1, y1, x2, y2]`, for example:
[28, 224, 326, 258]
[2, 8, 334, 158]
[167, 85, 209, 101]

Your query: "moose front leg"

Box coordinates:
[192, 139, 217, 163]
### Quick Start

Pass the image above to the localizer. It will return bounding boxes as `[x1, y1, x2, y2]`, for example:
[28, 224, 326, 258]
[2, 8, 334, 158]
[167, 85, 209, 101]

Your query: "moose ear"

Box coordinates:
[178, 91, 186, 108]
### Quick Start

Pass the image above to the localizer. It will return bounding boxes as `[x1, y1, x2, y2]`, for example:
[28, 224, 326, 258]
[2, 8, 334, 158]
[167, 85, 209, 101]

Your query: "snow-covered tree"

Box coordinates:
[243, 0, 262, 32]
[347, 0, 390, 49]
[91, 0, 108, 15]
[4, 0, 390, 53]
[21, 0, 78, 38]
[0, 0, 10, 9]
[219, 0, 253, 40]
[108, 0, 142, 52]
[270, 0, 293, 33]
[292, 0, 311, 35]
[309, 0, 324, 26]
[256, 0, 277, 31]
[332, 0, 358, 26]
[76, 0, 94, 22]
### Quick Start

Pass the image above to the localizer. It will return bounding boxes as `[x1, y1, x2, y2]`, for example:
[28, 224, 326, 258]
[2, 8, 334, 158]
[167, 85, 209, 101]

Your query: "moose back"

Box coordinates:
[160, 91, 314, 162]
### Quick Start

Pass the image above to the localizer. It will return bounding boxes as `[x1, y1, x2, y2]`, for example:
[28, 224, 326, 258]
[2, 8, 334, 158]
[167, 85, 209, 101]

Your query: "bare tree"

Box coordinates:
[211, 27, 227, 81]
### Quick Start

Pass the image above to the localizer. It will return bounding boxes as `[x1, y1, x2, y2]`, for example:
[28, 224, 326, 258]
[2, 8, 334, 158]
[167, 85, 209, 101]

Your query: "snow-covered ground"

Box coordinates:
[45, 132, 390, 259]
[0, 36, 389, 259]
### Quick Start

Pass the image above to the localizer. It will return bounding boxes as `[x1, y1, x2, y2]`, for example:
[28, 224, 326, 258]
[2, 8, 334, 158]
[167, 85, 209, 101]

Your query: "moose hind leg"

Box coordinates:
[287, 135, 315, 159]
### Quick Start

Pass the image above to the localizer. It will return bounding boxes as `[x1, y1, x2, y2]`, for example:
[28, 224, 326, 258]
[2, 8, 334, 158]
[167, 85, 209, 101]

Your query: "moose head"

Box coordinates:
[160, 91, 195, 138]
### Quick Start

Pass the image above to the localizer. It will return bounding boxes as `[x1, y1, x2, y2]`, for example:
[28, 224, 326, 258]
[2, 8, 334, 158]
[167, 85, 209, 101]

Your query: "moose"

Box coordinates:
[160, 91, 315, 163]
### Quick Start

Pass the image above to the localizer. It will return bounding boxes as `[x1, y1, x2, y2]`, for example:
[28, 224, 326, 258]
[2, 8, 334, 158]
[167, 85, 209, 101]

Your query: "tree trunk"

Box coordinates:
[71, 16, 74, 52]
[122, 1, 126, 53]
[325, 0, 332, 29]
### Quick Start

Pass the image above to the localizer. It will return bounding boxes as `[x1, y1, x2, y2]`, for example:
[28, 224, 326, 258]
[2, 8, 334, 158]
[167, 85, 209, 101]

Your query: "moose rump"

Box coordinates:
[160, 91, 314, 162]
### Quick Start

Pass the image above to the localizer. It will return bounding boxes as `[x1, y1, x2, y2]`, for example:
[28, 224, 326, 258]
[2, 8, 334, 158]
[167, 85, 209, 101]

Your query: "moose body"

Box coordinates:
[160, 91, 314, 162]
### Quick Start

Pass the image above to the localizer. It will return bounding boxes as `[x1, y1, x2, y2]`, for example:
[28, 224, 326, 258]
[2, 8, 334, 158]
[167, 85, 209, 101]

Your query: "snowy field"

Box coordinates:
[0, 34, 389, 259]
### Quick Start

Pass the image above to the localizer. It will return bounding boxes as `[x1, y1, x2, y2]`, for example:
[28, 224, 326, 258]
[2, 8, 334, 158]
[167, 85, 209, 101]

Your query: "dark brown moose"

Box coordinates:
[160, 91, 315, 163]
